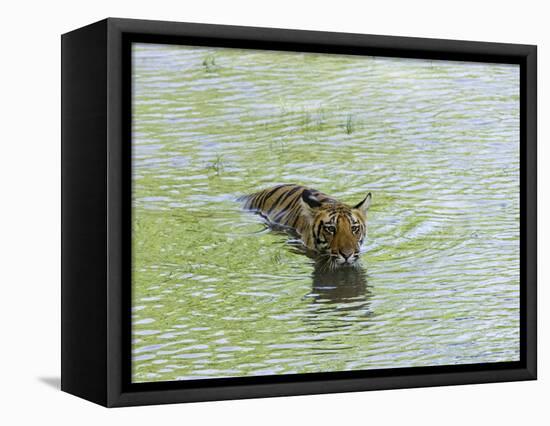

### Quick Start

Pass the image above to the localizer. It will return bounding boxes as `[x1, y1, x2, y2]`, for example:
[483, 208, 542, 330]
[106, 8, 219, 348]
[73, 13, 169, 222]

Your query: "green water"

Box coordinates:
[131, 43, 520, 382]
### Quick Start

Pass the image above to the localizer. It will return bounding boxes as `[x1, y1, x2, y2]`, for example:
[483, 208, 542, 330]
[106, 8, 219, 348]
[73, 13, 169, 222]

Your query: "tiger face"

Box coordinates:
[302, 190, 372, 266]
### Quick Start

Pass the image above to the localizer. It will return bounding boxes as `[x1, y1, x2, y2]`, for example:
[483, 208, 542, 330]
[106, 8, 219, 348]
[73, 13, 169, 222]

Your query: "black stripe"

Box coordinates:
[272, 205, 290, 224]
[244, 194, 255, 210]
[273, 199, 298, 223]
[289, 203, 304, 229]
[286, 198, 302, 228]
[315, 220, 324, 241]
[252, 184, 285, 210]
[344, 212, 354, 224]
[266, 186, 302, 215]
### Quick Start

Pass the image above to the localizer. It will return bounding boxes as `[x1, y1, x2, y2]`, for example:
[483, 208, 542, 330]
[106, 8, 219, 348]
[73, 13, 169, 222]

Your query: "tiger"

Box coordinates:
[239, 184, 372, 267]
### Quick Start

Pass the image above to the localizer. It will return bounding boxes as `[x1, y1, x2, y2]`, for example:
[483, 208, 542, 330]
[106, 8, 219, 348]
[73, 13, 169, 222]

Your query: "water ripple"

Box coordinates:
[131, 43, 520, 382]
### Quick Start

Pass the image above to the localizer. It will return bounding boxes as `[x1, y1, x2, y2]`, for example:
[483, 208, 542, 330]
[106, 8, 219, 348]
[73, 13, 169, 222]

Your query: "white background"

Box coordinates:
[0, 0, 545, 424]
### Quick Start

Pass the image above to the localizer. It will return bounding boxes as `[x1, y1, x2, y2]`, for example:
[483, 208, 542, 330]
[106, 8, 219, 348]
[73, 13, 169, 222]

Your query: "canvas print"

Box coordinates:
[131, 42, 520, 383]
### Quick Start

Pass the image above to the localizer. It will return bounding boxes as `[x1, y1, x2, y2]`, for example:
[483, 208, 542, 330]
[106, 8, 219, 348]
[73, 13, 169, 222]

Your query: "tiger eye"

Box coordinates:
[324, 225, 336, 233]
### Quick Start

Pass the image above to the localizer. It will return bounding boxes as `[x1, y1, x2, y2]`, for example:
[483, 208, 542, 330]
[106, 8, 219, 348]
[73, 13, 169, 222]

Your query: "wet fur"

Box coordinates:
[239, 184, 371, 268]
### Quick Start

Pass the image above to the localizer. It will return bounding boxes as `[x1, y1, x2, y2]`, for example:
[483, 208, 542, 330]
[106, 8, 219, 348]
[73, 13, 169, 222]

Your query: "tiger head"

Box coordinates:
[302, 190, 371, 267]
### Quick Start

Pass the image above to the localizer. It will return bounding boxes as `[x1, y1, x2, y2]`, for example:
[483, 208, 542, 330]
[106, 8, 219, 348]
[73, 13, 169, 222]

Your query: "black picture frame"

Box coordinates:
[61, 17, 537, 407]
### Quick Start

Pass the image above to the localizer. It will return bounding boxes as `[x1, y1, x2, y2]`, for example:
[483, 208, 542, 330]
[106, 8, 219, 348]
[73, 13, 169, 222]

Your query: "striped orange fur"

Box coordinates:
[240, 184, 371, 266]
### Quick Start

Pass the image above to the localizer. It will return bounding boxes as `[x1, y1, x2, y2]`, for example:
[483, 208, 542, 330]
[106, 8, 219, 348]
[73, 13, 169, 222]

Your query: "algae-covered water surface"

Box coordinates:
[131, 43, 520, 383]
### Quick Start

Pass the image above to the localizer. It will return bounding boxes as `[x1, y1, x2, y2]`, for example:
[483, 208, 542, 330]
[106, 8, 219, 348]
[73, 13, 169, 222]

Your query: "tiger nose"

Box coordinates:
[339, 249, 354, 260]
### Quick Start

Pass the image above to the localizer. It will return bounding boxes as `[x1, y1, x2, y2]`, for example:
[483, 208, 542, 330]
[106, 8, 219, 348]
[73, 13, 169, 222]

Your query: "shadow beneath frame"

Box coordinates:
[38, 376, 61, 390]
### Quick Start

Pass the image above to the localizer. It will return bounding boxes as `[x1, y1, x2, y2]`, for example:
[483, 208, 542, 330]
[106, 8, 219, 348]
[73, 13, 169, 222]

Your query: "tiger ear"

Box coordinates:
[301, 189, 322, 213]
[353, 192, 371, 213]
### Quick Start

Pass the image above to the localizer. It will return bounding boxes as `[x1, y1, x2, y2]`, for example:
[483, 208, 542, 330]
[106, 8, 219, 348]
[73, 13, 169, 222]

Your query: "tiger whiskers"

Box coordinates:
[315, 254, 338, 272]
